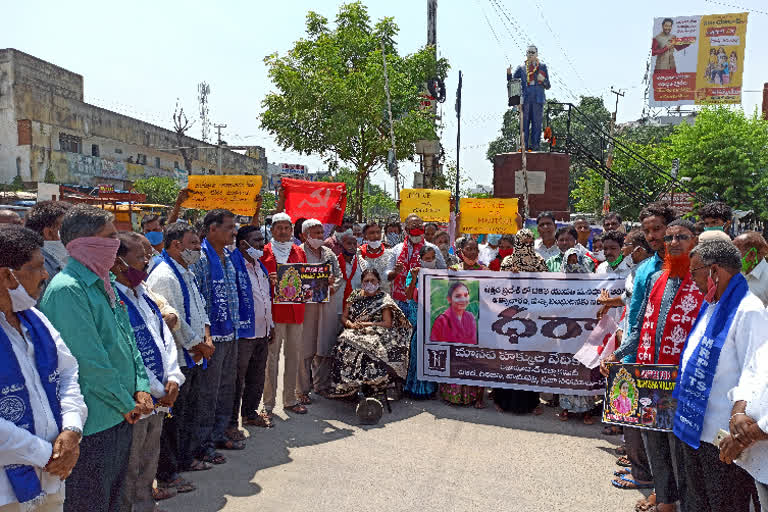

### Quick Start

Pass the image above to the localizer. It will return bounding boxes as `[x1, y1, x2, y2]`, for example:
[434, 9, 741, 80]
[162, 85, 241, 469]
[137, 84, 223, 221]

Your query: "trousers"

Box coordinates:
[624, 426, 652, 483]
[64, 421, 133, 512]
[522, 100, 544, 150]
[195, 340, 238, 457]
[642, 430, 681, 505]
[263, 323, 303, 410]
[120, 414, 164, 512]
[156, 365, 202, 481]
[0, 491, 64, 512]
[230, 336, 269, 425]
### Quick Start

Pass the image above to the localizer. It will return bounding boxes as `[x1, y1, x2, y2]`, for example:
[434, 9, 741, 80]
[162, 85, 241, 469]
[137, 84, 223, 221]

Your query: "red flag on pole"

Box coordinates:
[282, 178, 347, 225]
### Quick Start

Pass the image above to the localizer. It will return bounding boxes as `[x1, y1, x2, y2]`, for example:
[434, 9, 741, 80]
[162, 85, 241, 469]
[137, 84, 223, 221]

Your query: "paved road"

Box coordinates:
[163, 389, 649, 512]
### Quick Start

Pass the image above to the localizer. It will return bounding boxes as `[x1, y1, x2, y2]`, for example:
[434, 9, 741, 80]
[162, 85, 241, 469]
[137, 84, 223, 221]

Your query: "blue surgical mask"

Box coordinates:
[145, 230, 164, 246]
[487, 234, 502, 246]
[703, 226, 724, 232]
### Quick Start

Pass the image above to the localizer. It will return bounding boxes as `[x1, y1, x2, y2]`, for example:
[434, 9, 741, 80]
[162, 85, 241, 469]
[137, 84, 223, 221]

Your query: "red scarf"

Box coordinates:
[360, 244, 385, 260]
[636, 271, 704, 365]
[338, 252, 358, 304]
[392, 240, 423, 301]
[526, 59, 541, 84]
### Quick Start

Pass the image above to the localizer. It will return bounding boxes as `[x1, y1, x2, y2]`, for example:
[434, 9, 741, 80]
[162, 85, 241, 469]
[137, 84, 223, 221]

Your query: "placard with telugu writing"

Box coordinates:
[183, 175, 263, 215]
[399, 189, 451, 222]
[274, 263, 331, 304]
[602, 364, 678, 432]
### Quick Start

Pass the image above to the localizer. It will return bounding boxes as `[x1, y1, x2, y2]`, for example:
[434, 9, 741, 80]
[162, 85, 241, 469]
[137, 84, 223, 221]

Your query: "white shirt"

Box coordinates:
[0, 309, 87, 507]
[680, 291, 768, 460]
[478, 244, 498, 266]
[115, 283, 185, 398]
[245, 261, 274, 338]
[745, 259, 768, 308]
[596, 257, 632, 278]
[737, 340, 768, 484]
[534, 238, 560, 261]
[147, 258, 210, 367]
[358, 247, 393, 294]
[385, 241, 446, 273]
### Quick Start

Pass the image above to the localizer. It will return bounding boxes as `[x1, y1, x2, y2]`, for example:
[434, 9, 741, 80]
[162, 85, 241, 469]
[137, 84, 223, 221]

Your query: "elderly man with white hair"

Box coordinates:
[297, 219, 342, 400]
[260, 212, 309, 416]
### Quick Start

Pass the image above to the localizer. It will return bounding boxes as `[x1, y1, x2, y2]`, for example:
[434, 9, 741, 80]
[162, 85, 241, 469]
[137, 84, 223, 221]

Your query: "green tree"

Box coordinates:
[133, 177, 180, 205]
[321, 167, 396, 219]
[261, 2, 449, 221]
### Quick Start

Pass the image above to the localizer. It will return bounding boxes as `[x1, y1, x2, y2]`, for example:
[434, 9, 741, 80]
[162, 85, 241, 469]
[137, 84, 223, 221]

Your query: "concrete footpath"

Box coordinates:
[163, 391, 648, 512]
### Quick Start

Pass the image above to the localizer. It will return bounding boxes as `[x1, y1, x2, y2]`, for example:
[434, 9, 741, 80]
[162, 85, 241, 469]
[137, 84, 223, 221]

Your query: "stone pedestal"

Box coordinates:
[493, 152, 570, 221]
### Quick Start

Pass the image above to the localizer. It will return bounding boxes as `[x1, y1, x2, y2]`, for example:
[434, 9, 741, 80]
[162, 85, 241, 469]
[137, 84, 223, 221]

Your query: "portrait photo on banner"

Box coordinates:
[428, 278, 480, 345]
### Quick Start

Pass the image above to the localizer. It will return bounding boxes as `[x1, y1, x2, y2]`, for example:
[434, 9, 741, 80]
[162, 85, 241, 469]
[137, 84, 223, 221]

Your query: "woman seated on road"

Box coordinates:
[330, 269, 412, 396]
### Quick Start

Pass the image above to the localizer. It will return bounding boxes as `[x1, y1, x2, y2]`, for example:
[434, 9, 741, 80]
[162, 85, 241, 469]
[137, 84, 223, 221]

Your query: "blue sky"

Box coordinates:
[6, 0, 767, 194]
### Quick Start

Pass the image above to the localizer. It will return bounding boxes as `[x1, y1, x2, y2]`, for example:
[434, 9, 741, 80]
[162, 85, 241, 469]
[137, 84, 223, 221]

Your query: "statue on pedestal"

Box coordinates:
[508, 45, 551, 151]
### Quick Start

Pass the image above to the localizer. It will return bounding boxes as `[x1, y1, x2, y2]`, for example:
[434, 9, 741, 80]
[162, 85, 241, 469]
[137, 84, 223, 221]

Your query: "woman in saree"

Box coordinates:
[330, 269, 412, 396]
[402, 246, 439, 399]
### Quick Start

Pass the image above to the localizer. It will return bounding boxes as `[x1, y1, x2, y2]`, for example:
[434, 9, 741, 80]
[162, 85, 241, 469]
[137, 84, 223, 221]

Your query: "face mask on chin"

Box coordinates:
[307, 237, 325, 249]
[366, 240, 382, 250]
[362, 281, 380, 294]
[8, 271, 37, 312]
[704, 269, 718, 303]
[245, 247, 264, 261]
[120, 258, 148, 288]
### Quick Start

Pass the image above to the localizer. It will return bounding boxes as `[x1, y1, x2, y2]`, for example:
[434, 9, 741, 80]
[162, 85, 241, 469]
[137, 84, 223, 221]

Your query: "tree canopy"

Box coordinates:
[133, 176, 180, 206]
[320, 167, 396, 219]
[260, 2, 448, 221]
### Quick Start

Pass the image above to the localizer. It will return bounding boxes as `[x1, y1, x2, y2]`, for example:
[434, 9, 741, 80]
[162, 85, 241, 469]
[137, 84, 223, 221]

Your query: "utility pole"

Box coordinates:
[420, 0, 439, 189]
[603, 88, 624, 215]
[214, 123, 227, 175]
[519, 95, 529, 220]
[381, 40, 400, 200]
[455, 70, 462, 212]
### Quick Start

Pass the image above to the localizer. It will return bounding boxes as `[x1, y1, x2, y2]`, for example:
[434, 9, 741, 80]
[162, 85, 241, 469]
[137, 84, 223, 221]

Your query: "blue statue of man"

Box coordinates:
[510, 45, 551, 151]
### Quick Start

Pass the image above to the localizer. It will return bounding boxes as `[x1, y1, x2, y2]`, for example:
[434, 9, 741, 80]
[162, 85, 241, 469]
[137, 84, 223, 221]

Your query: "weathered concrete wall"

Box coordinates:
[0, 48, 266, 187]
[0, 51, 31, 184]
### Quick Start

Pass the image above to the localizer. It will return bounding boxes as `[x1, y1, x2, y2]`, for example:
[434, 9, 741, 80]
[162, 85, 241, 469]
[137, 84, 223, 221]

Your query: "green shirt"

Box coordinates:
[40, 258, 150, 436]
[545, 252, 596, 272]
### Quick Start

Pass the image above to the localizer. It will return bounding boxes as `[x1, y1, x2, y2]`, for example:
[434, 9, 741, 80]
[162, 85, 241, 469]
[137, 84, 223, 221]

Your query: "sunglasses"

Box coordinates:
[663, 234, 692, 242]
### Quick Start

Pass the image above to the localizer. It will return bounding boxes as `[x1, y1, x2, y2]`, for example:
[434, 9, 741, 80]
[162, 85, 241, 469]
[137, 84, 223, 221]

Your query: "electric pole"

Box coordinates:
[455, 70, 462, 212]
[420, 0, 439, 189]
[214, 123, 227, 175]
[381, 40, 400, 200]
[603, 88, 624, 215]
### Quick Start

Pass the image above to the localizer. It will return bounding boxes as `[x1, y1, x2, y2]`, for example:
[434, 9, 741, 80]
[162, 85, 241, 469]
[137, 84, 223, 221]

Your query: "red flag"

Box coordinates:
[282, 178, 347, 225]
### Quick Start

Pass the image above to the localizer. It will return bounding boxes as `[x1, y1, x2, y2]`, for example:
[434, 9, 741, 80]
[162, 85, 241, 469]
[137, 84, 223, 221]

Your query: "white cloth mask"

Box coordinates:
[362, 282, 380, 294]
[409, 235, 424, 244]
[181, 249, 202, 266]
[366, 240, 382, 250]
[246, 247, 264, 260]
[421, 260, 437, 269]
[8, 272, 37, 312]
[272, 240, 293, 264]
[307, 237, 325, 249]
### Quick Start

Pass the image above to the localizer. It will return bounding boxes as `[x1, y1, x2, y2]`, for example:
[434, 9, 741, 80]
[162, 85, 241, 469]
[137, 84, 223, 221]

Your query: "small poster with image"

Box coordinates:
[274, 263, 331, 304]
[602, 363, 679, 432]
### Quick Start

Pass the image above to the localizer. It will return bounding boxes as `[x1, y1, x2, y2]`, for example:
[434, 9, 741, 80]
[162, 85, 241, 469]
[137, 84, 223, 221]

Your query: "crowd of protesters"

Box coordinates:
[0, 192, 767, 512]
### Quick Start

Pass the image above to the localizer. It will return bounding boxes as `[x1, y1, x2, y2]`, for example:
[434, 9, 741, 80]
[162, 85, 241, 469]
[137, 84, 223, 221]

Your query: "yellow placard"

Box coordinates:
[459, 198, 519, 234]
[399, 188, 451, 222]
[183, 175, 263, 215]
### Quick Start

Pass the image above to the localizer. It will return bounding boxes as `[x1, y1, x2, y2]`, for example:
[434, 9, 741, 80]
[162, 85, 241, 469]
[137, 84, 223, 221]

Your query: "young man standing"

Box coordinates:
[24, 201, 71, 297]
[534, 212, 560, 261]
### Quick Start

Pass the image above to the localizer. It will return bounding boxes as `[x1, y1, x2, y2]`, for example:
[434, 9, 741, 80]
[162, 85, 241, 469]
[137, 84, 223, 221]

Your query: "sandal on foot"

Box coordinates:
[635, 493, 657, 512]
[157, 477, 195, 493]
[614, 468, 632, 477]
[215, 439, 246, 450]
[532, 406, 544, 416]
[186, 459, 213, 471]
[616, 456, 632, 467]
[603, 425, 623, 435]
[284, 404, 308, 414]
[615, 445, 627, 456]
[152, 487, 178, 500]
[296, 394, 313, 405]
[200, 452, 227, 465]
[474, 400, 486, 409]
[611, 475, 654, 490]
[558, 410, 569, 421]
[583, 414, 595, 425]
[225, 428, 247, 442]
[243, 415, 274, 428]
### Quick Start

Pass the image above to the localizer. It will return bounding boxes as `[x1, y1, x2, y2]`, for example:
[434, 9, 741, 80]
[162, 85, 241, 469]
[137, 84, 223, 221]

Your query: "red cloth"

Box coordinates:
[636, 271, 703, 365]
[337, 253, 358, 305]
[282, 178, 347, 225]
[391, 240, 423, 301]
[489, 258, 502, 272]
[360, 244, 385, 260]
[430, 308, 477, 344]
[260, 243, 307, 324]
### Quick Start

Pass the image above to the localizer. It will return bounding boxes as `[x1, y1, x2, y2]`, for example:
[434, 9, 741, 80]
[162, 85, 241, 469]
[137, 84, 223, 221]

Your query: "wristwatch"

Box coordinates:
[62, 426, 83, 443]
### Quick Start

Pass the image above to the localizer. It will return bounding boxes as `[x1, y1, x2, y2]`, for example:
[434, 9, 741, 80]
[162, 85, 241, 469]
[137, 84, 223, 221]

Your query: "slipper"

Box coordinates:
[225, 428, 247, 442]
[200, 452, 227, 465]
[215, 439, 246, 450]
[284, 404, 308, 414]
[157, 477, 195, 493]
[603, 425, 623, 435]
[614, 468, 632, 477]
[152, 487, 178, 500]
[616, 456, 632, 467]
[558, 410, 569, 421]
[185, 459, 213, 472]
[583, 414, 595, 425]
[296, 394, 313, 405]
[611, 475, 654, 490]
[243, 415, 274, 428]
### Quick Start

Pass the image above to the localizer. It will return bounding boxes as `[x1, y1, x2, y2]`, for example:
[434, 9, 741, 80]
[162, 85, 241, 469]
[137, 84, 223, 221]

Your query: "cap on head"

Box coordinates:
[271, 212, 292, 226]
[301, 218, 322, 234]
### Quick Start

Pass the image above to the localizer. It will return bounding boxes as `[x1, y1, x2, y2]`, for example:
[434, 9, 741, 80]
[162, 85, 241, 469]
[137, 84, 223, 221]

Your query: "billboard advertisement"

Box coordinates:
[650, 13, 748, 106]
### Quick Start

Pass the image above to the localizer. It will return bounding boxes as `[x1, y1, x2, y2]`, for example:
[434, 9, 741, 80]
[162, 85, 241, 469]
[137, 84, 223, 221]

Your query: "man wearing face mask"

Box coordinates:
[147, 222, 214, 488]
[384, 220, 403, 248]
[358, 222, 393, 294]
[673, 240, 767, 512]
[298, 219, 342, 401]
[323, 217, 354, 256]
[111, 232, 185, 512]
[733, 231, 768, 307]
[261, 212, 308, 416]
[141, 215, 165, 272]
[229, 226, 275, 431]
[0, 225, 87, 512]
[698, 201, 732, 236]
[191, 209, 254, 459]
[605, 221, 705, 505]
[40, 204, 152, 512]
[478, 234, 502, 266]
[24, 201, 72, 300]
[386, 214, 445, 307]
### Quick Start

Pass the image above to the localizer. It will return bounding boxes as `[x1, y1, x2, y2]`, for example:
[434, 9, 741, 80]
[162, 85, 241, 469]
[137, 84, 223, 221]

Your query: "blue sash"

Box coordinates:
[201, 239, 234, 338]
[229, 249, 255, 339]
[673, 273, 748, 448]
[0, 310, 61, 504]
[117, 288, 166, 384]
[158, 252, 204, 369]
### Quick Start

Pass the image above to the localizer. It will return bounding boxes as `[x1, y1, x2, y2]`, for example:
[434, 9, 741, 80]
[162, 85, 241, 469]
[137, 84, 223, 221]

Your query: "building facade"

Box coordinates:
[0, 49, 266, 189]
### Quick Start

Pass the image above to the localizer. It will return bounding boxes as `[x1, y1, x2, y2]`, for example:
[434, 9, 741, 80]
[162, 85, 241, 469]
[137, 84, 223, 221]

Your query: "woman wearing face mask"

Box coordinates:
[329, 269, 411, 404]
[434, 230, 458, 267]
[452, 238, 487, 271]
[401, 246, 439, 399]
[488, 235, 516, 271]
[358, 222, 393, 294]
[384, 221, 403, 248]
